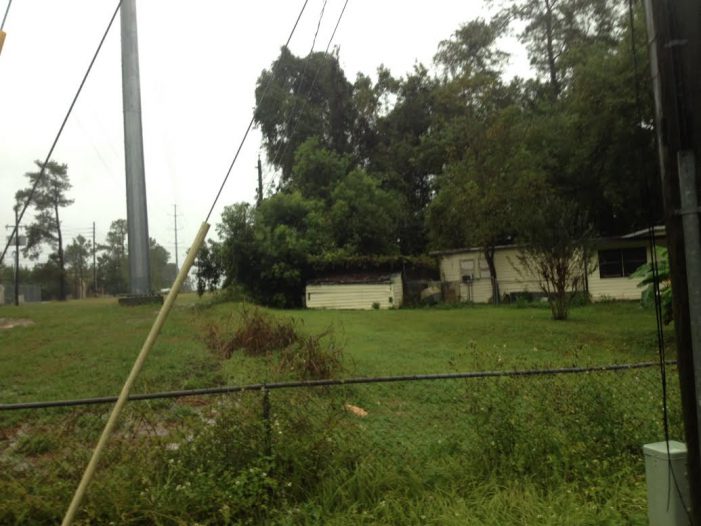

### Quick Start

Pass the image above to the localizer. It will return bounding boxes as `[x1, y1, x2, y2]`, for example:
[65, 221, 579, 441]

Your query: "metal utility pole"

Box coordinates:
[92, 222, 97, 295]
[121, 0, 151, 295]
[173, 205, 179, 271]
[256, 156, 263, 206]
[645, 0, 701, 520]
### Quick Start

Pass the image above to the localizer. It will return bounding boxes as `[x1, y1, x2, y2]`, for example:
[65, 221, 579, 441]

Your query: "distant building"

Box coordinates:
[305, 273, 403, 310]
[432, 227, 665, 303]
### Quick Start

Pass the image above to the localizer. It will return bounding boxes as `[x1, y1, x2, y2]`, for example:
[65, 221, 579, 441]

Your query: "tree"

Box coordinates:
[64, 235, 91, 297]
[556, 3, 659, 234]
[434, 17, 509, 79]
[15, 160, 74, 301]
[254, 47, 356, 182]
[149, 238, 172, 291]
[330, 169, 402, 255]
[97, 219, 128, 295]
[368, 64, 441, 254]
[427, 18, 530, 302]
[496, 0, 619, 99]
[195, 241, 222, 296]
[516, 192, 593, 320]
[30, 255, 63, 300]
[289, 137, 351, 201]
[215, 195, 332, 307]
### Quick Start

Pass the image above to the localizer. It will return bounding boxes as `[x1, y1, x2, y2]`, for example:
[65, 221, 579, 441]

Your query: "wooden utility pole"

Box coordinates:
[173, 205, 179, 271]
[92, 222, 97, 295]
[645, 0, 701, 521]
[14, 207, 19, 306]
[5, 207, 21, 306]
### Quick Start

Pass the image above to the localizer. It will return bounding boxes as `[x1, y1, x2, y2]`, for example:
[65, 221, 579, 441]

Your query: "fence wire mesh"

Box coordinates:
[0, 363, 684, 525]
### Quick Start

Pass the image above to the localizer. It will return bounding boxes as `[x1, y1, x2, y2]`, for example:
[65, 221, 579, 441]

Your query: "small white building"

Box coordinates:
[433, 227, 665, 303]
[305, 273, 403, 310]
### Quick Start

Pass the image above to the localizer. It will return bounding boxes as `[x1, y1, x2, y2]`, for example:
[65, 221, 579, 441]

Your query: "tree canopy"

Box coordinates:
[211, 0, 657, 309]
[15, 160, 74, 300]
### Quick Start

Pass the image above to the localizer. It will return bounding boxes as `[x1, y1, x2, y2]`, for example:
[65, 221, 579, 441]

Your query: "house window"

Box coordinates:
[598, 247, 647, 278]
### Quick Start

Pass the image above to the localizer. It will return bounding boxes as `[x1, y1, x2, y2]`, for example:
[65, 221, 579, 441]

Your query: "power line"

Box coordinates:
[1, 0, 12, 31]
[269, 0, 350, 179]
[0, 1, 122, 265]
[267, 0, 331, 172]
[310, 0, 329, 56]
[205, 0, 311, 223]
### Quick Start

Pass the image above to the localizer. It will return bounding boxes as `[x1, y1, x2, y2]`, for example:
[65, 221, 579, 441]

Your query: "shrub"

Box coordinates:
[277, 331, 344, 380]
[204, 308, 299, 358]
[204, 308, 345, 380]
[466, 372, 668, 489]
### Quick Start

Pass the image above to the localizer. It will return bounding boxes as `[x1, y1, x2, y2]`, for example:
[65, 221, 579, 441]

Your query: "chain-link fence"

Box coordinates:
[0, 362, 683, 524]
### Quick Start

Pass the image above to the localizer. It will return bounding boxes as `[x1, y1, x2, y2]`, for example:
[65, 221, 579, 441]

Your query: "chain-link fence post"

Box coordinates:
[262, 386, 272, 457]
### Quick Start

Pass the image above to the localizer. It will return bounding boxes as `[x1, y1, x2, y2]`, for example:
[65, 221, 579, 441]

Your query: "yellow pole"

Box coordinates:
[61, 222, 210, 526]
[0, 31, 6, 55]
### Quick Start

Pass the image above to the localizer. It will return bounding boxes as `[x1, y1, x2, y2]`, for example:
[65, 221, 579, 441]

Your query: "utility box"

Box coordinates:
[643, 441, 690, 526]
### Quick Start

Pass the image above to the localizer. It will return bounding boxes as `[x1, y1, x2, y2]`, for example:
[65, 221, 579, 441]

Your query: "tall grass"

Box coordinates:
[0, 299, 679, 523]
[0, 366, 679, 524]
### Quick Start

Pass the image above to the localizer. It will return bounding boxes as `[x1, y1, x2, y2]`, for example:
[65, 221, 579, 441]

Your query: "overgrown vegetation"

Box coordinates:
[0, 364, 681, 524]
[0, 298, 679, 523]
[634, 246, 673, 324]
[201, 0, 659, 308]
[204, 307, 344, 380]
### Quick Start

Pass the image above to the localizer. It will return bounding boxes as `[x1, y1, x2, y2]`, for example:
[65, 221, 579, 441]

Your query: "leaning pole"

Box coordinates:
[121, 0, 151, 295]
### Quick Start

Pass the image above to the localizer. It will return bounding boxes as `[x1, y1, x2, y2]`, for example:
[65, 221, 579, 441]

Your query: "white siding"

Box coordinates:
[390, 273, 404, 307]
[439, 241, 658, 303]
[492, 248, 541, 296]
[440, 248, 541, 302]
[306, 274, 403, 310]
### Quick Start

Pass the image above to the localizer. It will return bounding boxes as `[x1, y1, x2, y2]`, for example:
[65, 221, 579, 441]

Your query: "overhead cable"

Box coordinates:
[0, 1, 122, 265]
[268, 0, 330, 170]
[271, 0, 350, 175]
[1, 0, 12, 31]
[205, 0, 311, 222]
[627, 0, 691, 521]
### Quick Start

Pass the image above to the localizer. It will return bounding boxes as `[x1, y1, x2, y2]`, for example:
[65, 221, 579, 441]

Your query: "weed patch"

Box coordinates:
[204, 308, 345, 380]
[204, 308, 298, 358]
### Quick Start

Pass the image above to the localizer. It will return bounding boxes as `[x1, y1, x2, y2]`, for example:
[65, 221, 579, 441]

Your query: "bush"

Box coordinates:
[204, 308, 299, 358]
[204, 308, 345, 380]
[466, 372, 669, 490]
[277, 331, 344, 380]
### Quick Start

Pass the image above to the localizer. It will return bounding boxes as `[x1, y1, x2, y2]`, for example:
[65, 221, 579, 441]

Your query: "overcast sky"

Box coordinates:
[1, 0, 531, 269]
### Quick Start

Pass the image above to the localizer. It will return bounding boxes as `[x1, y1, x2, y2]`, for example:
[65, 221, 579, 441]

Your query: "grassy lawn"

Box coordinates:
[0, 296, 665, 402]
[0, 296, 680, 524]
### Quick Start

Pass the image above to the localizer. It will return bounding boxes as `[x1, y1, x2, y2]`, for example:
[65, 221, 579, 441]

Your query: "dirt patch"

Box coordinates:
[0, 318, 35, 330]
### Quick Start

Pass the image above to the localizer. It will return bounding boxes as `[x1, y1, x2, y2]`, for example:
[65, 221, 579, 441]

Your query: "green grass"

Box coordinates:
[1, 296, 668, 402]
[0, 295, 220, 404]
[0, 296, 680, 524]
[208, 299, 670, 384]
